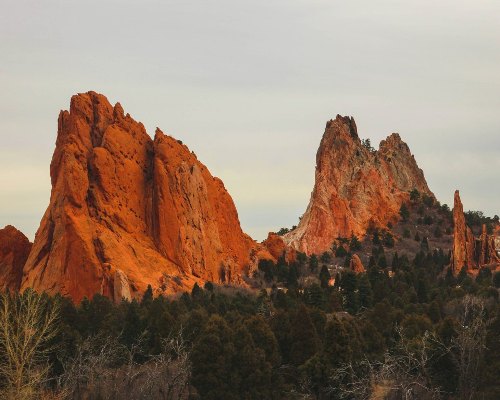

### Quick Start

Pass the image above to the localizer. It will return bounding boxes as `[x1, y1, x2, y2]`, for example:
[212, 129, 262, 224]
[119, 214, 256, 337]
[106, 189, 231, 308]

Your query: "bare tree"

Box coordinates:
[331, 329, 445, 400]
[60, 329, 191, 400]
[450, 295, 489, 400]
[0, 289, 60, 400]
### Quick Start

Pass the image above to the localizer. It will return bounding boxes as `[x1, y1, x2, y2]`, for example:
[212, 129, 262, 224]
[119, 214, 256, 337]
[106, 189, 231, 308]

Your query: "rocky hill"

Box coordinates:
[2, 101, 498, 301]
[20, 92, 264, 302]
[283, 115, 434, 255]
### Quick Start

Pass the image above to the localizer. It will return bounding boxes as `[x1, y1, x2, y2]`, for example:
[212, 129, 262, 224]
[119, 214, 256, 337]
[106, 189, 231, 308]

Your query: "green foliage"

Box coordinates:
[410, 188, 420, 201]
[319, 265, 331, 289]
[349, 235, 362, 251]
[320, 252, 331, 264]
[382, 231, 395, 248]
[399, 203, 410, 221]
[423, 194, 434, 207]
[361, 138, 375, 152]
[276, 227, 290, 235]
[7, 220, 500, 399]
[289, 305, 319, 365]
[335, 245, 348, 257]
[309, 254, 319, 272]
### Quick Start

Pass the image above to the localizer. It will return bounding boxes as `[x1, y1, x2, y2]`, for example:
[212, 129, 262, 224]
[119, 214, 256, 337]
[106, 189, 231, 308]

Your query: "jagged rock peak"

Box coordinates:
[21, 91, 258, 302]
[451, 190, 500, 275]
[325, 115, 358, 138]
[284, 115, 433, 255]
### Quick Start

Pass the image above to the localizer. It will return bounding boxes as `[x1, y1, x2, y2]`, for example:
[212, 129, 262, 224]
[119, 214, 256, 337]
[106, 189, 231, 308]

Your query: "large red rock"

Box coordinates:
[451, 190, 500, 275]
[21, 92, 257, 302]
[284, 115, 434, 255]
[0, 225, 32, 291]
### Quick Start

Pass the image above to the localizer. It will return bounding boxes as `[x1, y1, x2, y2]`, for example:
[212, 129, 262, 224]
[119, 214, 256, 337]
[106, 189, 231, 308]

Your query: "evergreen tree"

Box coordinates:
[289, 305, 319, 365]
[399, 203, 410, 221]
[319, 265, 331, 289]
[341, 271, 358, 314]
[305, 284, 324, 308]
[358, 274, 373, 309]
[231, 324, 274, 399]
[324, 316, 352, 367]
[141, 284, 153, 306]
[191, 315, 237, 399]
[309, 254, 319, 272]
[245, 316, 281, 367]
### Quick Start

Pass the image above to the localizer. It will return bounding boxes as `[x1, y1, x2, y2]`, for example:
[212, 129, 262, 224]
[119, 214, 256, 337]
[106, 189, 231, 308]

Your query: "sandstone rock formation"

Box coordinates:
[0, 225, 32, 291]
[261, 233, 297, 263]
[284, 115, 434, 255]
[451, 190, 500, 275]
[113, 269, 132, 303]
[21, 91, 257, 302]
[451, 190, 476, 274]
[349, 254, 365, 274]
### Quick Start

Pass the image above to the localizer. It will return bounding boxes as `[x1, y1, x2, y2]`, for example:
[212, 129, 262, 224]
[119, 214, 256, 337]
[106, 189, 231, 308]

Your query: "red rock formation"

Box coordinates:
[451, 190, 500, 275]
[451, 191, 476, 275]
[349, 254, 365, 274]
[284, 115, 434, 255]
[262, 233, 297, 263]
[21, 92, 257, 302]
[478, 224, 500, 267]
[0, 225, 32, 291]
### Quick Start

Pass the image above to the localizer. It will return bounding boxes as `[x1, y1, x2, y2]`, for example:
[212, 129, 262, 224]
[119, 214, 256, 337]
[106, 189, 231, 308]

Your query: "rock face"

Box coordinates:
[284, 115, 434, 255]
[451, 191, 476, 275]
[261, 233, 297, 263]
[0, 225, 32, 291]
[349, 254, 365, 274]
[451, 190, 500, 275]
[21, 92, 257, 302]
[113, 269, 132, 303]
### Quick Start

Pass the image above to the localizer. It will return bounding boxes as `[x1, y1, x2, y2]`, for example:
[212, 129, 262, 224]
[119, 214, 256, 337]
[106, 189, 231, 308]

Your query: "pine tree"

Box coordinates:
[324, 316, 352, 367]
[305, 284, 324, 308]
[319, 265, 331, 289]
[191, 315, 237, 399]
[289, 305, 319, 365]
[141, 284, 153, 306]
[358, 274, 373, 309]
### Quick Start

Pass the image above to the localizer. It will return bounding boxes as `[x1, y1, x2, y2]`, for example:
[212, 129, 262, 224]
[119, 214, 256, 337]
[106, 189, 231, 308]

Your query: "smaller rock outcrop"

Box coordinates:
[0, 226, 32, 291]
[451, 191, 476, 275]
[113, 269, 132, 303]
[349, 254, 365, 274]
[262, 233, 297, 263]
[451, 190, 500, 275]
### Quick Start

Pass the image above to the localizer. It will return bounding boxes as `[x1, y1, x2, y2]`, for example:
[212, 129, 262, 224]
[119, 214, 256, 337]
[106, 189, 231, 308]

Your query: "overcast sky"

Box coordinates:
[1, 0, 499, 241]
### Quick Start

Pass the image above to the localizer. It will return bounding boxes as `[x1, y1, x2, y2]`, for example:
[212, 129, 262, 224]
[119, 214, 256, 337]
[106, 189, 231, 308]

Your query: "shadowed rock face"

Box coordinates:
[0, 225, 32, 291]
[451, 190, 500, 275]
[284, 115, 434, 255]
[21, 92, 257, 302]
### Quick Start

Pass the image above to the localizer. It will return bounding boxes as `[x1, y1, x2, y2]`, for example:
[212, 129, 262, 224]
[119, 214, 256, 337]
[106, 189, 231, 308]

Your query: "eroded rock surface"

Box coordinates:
[21, 92, 256, 302]
[451, 190, 500, 275]
[284, 115, 434, 255]
[0, 225, 32, 291]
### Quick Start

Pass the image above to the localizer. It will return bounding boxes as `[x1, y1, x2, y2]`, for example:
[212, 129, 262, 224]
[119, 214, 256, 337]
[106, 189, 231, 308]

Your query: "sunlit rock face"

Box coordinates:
[284, 115, 434, 255]
[451, 190, 500, 275]
[0, 225, 32, 291]
[21, 92, 258, 302]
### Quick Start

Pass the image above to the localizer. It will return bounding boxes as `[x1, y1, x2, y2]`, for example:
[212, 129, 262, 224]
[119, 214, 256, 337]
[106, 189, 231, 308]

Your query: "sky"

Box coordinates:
[1, 0, 499, 242]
